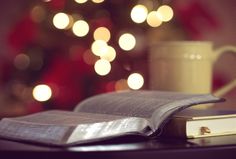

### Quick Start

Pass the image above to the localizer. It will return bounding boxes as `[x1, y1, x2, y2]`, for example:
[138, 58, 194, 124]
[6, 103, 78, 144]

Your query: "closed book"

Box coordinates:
[162, 109, 236, 138]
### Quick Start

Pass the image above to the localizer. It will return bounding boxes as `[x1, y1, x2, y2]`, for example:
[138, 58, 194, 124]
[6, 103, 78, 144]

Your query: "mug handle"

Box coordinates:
[213, 45, 236, 97]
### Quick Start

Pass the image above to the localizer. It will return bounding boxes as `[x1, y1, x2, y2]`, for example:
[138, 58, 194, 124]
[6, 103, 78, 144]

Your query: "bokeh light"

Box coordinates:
[100, 46, 116, 62]
[53, 12, 70, 29]
[30, 5, 46, 23]
[130, 4, 148, 23]
[94, 59, 111, 76]
[83, 49, 99, 65]
[74, 0, 88, 4]
[72, 20, 89, 37]
[92, 0, 104, 3]
[14, 54, 30, 70]
[32, 84, 52, 102]
[118, 33, 136, 51]
[146, 11, 162, 27]
[157, 5, 174, 22]
[91, 40, 108, 56]
[127, 73, 144, 90]
[93, 27, 111, 42]
[105, 81, 116, 92]
[115, 79, 129, 91]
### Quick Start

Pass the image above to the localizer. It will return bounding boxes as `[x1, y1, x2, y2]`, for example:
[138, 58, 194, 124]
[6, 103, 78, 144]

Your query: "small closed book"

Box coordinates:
[0, 90, 222, 146]
[162, 109, 236, 138]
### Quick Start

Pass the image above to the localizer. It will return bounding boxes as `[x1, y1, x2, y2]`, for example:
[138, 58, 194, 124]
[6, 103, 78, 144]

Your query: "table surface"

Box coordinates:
[0, 135, 236, 159]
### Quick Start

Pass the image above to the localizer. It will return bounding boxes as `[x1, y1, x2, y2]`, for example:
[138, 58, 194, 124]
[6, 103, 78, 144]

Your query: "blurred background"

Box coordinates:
[0, 0, 235, 117]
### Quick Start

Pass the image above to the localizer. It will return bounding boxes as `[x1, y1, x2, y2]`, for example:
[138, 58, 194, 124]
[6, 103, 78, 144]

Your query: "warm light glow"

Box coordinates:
[94, 59, 111, 76]
[100, 46, 116, 62]
[53, 12, 70, 29]
[74, 0, 88, 4]
[33, 84, 52, 102]
[115, 79, 129, 91]
[91, 40, 108, 56]
[146, 11, 162, 27]
[83, 49, 98, 65]
[91, 0, 104, 3]
[72, 20, 89, 37]
[105, 81, 116, 92]
[30, 5, 46, 23]
[14, 54, 30, 70]
[157, 5, 174, 22]
[127, 73, 144, 90]
[130, 4, 148, 23]
[118, 33, 136, 51]
[93, 27, 111, 42]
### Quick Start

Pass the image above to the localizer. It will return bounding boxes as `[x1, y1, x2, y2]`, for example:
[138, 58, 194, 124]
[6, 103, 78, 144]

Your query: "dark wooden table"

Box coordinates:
[0, 135, 236, 159]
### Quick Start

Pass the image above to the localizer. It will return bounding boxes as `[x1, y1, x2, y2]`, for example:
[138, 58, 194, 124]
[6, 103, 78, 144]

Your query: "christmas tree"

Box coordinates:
[1, 0, 228, 117]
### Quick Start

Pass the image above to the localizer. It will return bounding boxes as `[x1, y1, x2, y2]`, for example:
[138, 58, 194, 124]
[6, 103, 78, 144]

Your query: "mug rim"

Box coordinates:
[151, 40, 213, 46]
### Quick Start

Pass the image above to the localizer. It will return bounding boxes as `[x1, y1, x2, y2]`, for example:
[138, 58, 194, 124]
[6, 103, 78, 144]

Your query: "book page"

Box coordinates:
[0, 110, 150, 146]
[75, 91, 221, 122]
[11, 110, 125, 125]
[67, 117, 150, 145]
[150, 94, 223, 130]
[0, 118, 72, 146]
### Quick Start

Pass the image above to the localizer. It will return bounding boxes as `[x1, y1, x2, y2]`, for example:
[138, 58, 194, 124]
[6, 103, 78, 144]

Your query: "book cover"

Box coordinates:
[162, 108, 236, 138]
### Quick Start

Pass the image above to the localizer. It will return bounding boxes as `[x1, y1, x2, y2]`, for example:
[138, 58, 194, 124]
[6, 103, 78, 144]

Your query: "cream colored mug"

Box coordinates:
[149, 41, 236, 97]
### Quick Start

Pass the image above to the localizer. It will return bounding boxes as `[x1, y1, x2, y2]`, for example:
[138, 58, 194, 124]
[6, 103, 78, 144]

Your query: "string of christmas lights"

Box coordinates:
[11, 0, 175, 106]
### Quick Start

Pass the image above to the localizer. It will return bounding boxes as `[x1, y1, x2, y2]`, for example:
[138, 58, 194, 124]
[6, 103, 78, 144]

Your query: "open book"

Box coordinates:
[0, 90, 222, 146]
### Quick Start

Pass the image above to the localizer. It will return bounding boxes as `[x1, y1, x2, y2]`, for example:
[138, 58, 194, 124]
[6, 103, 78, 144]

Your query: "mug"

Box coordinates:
[148, 41, 236, 96]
